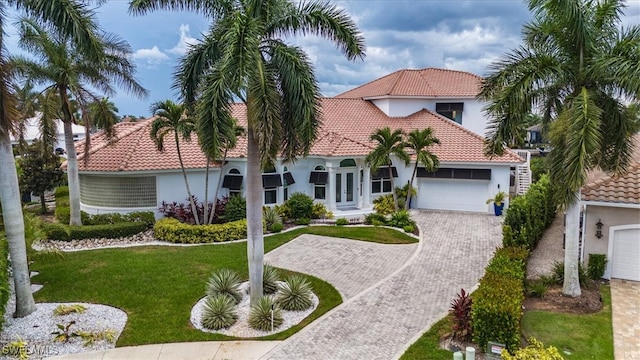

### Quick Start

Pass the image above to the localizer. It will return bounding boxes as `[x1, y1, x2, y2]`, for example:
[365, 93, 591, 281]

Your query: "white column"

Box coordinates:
[357, 163, 364, 209]
[363, 165, 371, 208]
[327, 165, 337, 211]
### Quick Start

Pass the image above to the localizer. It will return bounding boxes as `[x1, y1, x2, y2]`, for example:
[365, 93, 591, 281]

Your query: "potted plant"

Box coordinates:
[486, 191, 506, 216]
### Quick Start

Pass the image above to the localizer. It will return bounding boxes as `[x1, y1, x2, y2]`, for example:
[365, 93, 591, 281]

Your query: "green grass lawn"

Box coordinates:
[521, 285, 614, 359]
[303, 225, 417, 244]
[400, 315, 452, 360]
[31, 226, 415, 346]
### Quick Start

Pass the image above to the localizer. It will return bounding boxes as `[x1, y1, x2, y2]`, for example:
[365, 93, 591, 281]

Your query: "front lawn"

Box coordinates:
[400, 315, 452, 360]
[31, 226, 414, 346]
[521, 285, 614, 359]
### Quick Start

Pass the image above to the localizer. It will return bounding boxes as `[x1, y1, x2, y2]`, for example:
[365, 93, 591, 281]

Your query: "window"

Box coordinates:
[264, 189, 277, 204]
[310, 165, 327, 200]
[417, 167, 491, 180]
[283, 167, 294, 201]
[371, 166, 396, 194]
[79, 175, 156, 207]
[436, 102, 464, 124]
[224, 168, 242, 197]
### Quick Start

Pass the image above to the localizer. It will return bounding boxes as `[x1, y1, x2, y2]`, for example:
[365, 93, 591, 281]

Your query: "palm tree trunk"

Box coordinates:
[174, 132, 200, 225]
[203, 158, 210, 225]
[64, 121, 82, 226]
[388, 163, 398, 211]
[40, 193, 47, 214]
[246, 127, 264, 307]
[0, 132, 36, 318]
[405, 164, 418, 210]
[562, 196, 582, 297]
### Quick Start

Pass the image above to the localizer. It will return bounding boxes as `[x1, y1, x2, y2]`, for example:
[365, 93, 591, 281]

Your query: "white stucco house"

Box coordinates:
[10, 112, 86, 153]
[580, 135, 640, 281]
[72, 68, 526, 218]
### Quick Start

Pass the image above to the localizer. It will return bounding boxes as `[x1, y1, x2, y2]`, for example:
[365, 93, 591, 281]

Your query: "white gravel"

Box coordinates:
[191, 282, 318, 338]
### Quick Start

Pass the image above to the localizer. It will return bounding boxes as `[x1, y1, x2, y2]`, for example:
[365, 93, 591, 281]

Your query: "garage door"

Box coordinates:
[416, 179, 489, 212]
[611, 227, 640, 281]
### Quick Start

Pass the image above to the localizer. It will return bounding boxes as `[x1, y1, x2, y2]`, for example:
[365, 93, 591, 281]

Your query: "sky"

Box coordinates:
[5, 0, 640, 118]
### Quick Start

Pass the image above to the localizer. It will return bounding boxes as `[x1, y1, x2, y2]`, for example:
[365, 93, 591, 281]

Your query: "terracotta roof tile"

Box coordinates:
[336, 68, 481, 98]
[582, 162, 640, 204]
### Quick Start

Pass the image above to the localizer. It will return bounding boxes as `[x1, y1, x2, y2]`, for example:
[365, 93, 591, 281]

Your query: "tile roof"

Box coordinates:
[582, 134, 640, 205]
[335, 68, 481, 98]
[72, 97, 521, 172]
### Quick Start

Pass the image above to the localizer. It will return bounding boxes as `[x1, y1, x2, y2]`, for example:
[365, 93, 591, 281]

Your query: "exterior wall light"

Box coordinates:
[595, 219, 604, 239]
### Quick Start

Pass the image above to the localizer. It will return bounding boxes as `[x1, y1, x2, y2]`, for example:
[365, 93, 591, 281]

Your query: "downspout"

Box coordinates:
[580, 203, 587, 264]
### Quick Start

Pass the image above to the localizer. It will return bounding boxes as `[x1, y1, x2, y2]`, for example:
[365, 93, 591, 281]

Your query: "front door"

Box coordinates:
[336, 171, 355, 206]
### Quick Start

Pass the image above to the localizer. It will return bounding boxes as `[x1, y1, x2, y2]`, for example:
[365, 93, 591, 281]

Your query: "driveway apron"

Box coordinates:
[610, 279, 640, 360]
[261, 210, 503, 360]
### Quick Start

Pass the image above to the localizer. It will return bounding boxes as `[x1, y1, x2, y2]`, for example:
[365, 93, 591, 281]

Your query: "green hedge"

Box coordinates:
[154, 218, 248, 243]
[503, 174, 557, 250]
[0, 237, 10, 331]
[42, 222, 149, 241]
[54, 186, 69, 199]
[472, 246, 528, 353]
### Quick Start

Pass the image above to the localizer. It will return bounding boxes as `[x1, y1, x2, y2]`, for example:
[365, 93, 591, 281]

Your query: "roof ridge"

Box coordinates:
[118, 121, 151, 171]
[417, 69, 437, 96]
[326, 130, 374, 152]
[335, 69, 402, 98]
[76, 118, 153, 163]
[424, 67, 483, 79]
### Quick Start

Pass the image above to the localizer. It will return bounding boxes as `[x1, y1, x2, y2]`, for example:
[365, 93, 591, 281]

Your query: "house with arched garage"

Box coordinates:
[70, 68, 526, 219]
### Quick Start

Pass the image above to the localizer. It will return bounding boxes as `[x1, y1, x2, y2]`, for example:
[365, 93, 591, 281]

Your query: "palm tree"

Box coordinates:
[404, 128, 439, 210]
[365, 127, 410, 211]
[130, 0, 365, 306]
[0, 0, 108, 319]
[479, 0, 640, 297]
[11, 81, 40, 153]
[87, 97, 119, 140]
[13, 17, 148, 226]
[150, 100, 200, 225]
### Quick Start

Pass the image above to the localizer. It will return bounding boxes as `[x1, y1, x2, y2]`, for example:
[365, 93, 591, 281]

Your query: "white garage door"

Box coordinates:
[611, 227, 640, 281]
[416, 179, 489, 212]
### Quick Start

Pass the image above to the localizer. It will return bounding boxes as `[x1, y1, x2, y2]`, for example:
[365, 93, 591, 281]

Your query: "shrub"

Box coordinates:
[54, 207, 90, 225]
[501, 337, 563, 360]
[450, 288, 472, 342]
[53, 304, 86, 316]
[248, 297, 283, 331]
[68, 222, 148, 240]
[273, 204, 290, 221]
[388, 210, 416, 229]
[335, 218, 349, 226]
[263, 207, 282, 231]
[277, 275, 313, 311]
[263, 264, 280, 295]
[84, 212, 125, 226]
[125, 211, 156, 227]
[153, 218, 248, 244]
[295, 218, 310, 226]
[54, 186, 69, 199]
[525, 279, 549, 298]
[42, 223, 69, 241]
[206, 269, 243, 304]
[588, 254, 607, 280]
[373, 194, 395, 215]
[200, 294, 238, 330]
[403, 225, 415, 233]
[270, 223, 283, 233]
[311, 203, 333, 219]
[223, 195, 246, 223]
[364, 212, 387, 226]
[286, 192, 313, 220]
[551, 261, 589, 287]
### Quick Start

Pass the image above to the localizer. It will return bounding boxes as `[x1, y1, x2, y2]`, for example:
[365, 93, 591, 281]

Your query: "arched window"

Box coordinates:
[223, 168, 243, 197]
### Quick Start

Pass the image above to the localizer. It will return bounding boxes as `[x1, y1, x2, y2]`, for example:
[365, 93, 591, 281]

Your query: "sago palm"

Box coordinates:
[404, 128, 439, 210]
[0, 0, 107, 318]
[479, 0, 640, 296]
[12, 17, 148, 226]
[365, 127, 410, 211]
[149, 100, 199, 225]
[130, 0, 365, 306]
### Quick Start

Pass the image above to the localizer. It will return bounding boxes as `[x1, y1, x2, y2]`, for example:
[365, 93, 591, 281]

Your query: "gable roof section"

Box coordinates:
[336, 68, 481, 99]
[582, 163, 640, 205]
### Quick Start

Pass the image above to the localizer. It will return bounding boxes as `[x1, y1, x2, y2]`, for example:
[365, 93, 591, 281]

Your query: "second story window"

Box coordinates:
[436, 102, 464, 124]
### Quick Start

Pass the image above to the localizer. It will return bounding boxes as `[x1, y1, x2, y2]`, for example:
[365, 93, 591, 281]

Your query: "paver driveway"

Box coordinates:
[611, 279, 640, 360]
[261, 210, 503, 360]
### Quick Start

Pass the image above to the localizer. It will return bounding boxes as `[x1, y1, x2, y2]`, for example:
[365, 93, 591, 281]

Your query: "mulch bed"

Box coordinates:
[523, 282, 604, 314]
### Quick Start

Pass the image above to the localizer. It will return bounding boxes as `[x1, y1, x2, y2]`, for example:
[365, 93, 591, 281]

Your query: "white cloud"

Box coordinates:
[167, 24, 199, 55]
[132, 46, 170, 67]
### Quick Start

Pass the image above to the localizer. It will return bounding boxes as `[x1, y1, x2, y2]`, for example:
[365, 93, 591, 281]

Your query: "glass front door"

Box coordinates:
[336, 171, 355, 206]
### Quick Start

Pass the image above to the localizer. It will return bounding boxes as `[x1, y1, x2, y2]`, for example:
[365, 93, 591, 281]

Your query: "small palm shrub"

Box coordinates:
[277, 275, 314, 311]
[311, 202, 333, 219]
[551, 261, 589, 288]
[206, 269, 242, 304]
[248, 297, 283, 331]
[263, 264, 280, 294]
[373, 194, 395, 215]
[449, 288, 472, 341]
[200, 294, 238, 330]
[525, 279, 550, 298]
[263, 207, 282, 231]
[53, 304, 86, 316]
[270, 222, 284, 233]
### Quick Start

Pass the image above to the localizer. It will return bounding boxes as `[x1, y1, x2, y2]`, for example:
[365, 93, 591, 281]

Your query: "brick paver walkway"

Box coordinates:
[611, 279, 640, 360]
[261, 211, 502, 360]
[265, 234, 417, 299]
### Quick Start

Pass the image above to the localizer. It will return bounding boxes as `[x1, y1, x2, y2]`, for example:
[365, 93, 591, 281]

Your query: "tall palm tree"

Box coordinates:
[11, 81, 40, 153]
[150, 100, 200, 225]
[404, 128, 439, 210]
[130, 0, 365, 306]
[365, 127, 410, 211]
[87, 97, 119, 140]
[479, 0, 640, 297]
[0, 0, 107, 318]
[13, 17, 148, 226]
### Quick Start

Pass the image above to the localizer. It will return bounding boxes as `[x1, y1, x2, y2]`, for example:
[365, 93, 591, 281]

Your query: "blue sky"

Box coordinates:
[5, 0, 640, 118]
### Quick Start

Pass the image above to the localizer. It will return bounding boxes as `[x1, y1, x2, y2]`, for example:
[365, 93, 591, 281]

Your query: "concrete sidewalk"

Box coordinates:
[45, 341, 281, 360]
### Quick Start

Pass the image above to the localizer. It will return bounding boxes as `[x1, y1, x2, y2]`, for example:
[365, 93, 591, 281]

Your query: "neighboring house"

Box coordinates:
[9, 112, 86, 153]
[581, 135, 640, 281]
[73, 68, 525, 218]
[526, 124, 543, 145]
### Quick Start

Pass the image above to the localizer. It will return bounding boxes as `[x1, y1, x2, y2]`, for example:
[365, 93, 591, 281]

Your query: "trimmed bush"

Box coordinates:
[588, 254, 607, 280]
[270, 223, 283, 233]
[277, 275, 313, 311]
[223, 195, 246, 223]
[501, 337, 563, 360]
[154, 218, 248, 244]
[335, 218, 349, 226]
[403, 225, 415, 233]
[248, 297, 283, 331]
[364, 212, 387, 226]
[200, 294, 238, 330]
[388, 210, 416, 229]
[263, 264, 280, 295]
[286, 192, 313, 220]
[54, 206, 90, 225]
[68, 222, 148, 240]
[54, 186, 69, 199]
[206, 269, 243, 304]
[41, 223, 70, 241]
[295, 218, 310, 226]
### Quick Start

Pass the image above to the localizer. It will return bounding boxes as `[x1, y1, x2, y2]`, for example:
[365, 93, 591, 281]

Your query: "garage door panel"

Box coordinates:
[611, 228, 640, 281]
[417, 179, 489, 212]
